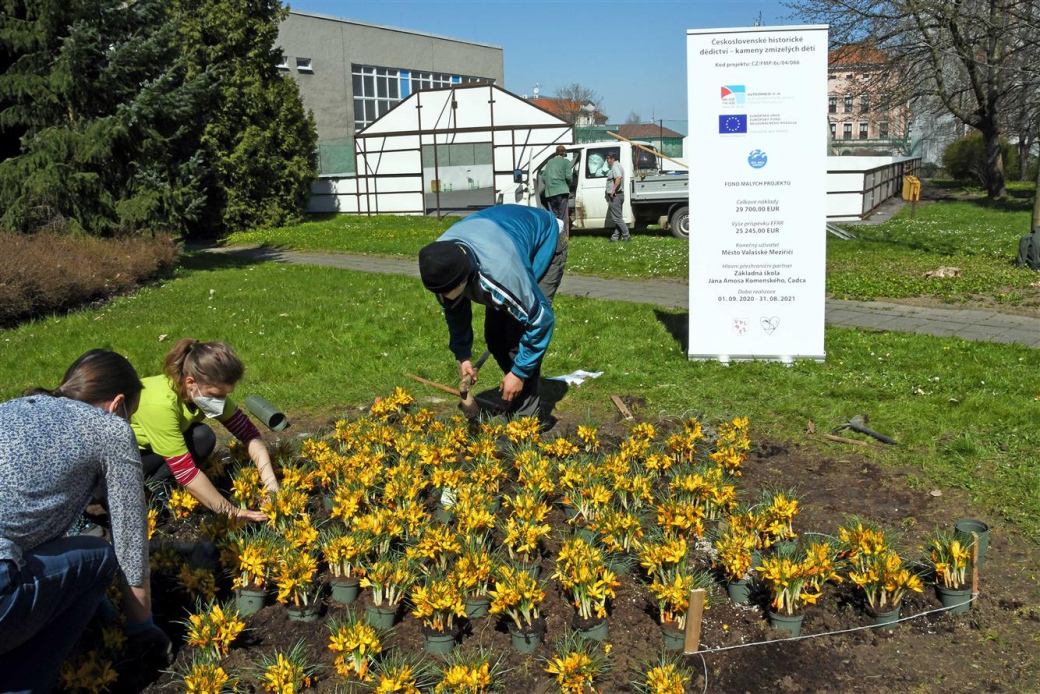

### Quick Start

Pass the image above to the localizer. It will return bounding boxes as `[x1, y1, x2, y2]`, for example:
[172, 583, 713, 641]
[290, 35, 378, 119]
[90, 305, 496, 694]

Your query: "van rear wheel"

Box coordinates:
[669, 206, 689, 240]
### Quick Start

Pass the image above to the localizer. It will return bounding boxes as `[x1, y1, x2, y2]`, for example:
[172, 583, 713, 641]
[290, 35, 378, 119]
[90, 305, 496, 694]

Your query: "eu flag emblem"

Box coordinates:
[718, 115, 748, 133]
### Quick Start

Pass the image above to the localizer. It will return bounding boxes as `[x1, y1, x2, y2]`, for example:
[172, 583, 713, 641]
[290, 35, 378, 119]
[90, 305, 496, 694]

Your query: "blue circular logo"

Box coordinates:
[748, 149, 768, 169]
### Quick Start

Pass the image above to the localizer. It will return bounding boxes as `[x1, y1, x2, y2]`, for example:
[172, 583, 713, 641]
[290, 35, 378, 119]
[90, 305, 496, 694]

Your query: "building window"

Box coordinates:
[412, 71, 455, 92]
[860, 95, 870, 113]
[828, 96, 837, 114]
[276, 55, 289, 71]
[830, 122, 836, 140]
[843, 123, 852, 140]
[879, 122, 889, 138]
[352, 65, 400, 130]
[844, 95, 853, 113]
[846, 73, 854, 80]
[296, 57, 313, 73]
[351, 64, 493, 131]
[859, 123, 869, 139]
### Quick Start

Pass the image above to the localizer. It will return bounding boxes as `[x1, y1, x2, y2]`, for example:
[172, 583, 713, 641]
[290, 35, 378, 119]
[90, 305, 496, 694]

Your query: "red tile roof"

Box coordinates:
[617, 124, 685, 140]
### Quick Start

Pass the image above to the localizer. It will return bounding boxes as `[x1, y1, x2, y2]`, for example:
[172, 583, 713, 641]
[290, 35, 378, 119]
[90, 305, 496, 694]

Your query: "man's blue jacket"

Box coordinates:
[436, 205, 559, 379]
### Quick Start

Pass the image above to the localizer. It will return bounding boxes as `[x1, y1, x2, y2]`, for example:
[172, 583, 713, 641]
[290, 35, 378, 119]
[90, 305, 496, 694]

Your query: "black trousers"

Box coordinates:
[140, 423, 216, 485]
[484, 235, 568, 419]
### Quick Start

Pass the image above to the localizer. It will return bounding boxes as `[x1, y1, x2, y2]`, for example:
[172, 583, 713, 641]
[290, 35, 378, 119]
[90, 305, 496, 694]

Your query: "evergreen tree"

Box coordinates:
[0, 0, 212, 235]
[171, 0, 317, 234]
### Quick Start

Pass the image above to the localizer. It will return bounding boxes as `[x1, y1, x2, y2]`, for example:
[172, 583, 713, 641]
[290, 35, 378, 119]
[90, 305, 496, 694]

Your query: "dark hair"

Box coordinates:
[28, 350, 143, 406]
[163, 338, 245, 400]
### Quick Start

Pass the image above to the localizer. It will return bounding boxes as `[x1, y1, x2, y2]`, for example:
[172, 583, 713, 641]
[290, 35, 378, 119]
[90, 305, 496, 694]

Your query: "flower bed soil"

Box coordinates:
[102, 413, 1040, 693]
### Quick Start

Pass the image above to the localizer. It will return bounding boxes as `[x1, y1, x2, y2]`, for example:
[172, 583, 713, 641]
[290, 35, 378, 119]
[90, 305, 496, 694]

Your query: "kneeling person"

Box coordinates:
[132, 339, 278, 521]
[418, 205, 567, 419]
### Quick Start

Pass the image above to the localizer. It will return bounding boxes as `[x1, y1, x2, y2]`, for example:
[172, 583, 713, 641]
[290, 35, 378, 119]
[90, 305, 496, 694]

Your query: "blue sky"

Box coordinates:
[288, 0, 794, 124]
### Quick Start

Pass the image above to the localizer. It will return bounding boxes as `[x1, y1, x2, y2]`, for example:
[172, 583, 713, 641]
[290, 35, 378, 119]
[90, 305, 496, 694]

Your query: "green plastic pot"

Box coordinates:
[954, 519, 990, 571]
[464, 596, 490, 619]
[244, 395, 289, 431]
[322, 494, 335, 511]
[574, 618, 608, 642]
[768, 611, 804, 636]
[287, 602, 321, 623]
[660, 624, 685, 652]
[936, 585, 973, 614]
[330, 578, 360, 605]
[423, 630, 457, 656]
[508, 623, 544, 654]
[726, 579, 752, 604]
[365, 602, 398, 629]
[435, 506, 454, 525]
[872, 605, 901, 630]
[750, 549, 763, 570]
[236, 588, 266, 617]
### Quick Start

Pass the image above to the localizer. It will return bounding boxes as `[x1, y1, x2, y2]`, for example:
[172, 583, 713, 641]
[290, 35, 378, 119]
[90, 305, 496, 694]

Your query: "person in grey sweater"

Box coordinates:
[0, 350, 170, 693]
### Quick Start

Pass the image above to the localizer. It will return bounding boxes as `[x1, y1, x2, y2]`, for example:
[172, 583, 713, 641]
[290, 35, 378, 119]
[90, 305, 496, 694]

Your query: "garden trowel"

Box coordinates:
[459, 350, 491, 418]
[834, 414, 899, 445]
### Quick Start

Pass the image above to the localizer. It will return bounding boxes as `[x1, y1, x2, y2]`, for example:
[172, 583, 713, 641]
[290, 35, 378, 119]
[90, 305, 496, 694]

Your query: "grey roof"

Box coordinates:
[287, 10, 503, 51]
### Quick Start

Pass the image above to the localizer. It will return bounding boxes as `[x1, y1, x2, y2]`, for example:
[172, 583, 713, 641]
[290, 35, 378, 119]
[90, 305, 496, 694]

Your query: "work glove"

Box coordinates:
[126, 615, 173, 668]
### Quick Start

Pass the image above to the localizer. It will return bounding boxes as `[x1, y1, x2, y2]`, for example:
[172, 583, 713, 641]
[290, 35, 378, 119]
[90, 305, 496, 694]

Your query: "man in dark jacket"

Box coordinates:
[418, 205, 566, 419]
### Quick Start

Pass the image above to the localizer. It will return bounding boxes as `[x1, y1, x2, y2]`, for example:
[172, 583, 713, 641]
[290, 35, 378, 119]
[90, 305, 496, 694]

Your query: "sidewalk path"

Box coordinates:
[202, 246, 1040, 349]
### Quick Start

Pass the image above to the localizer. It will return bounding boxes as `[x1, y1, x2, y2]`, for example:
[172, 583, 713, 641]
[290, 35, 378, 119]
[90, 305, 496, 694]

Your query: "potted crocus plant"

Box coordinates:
[758, 488, 800, 550]
[501, 514, 551, 580]
[649, 565, 712, 651]
[450, 535, 497, 618]
[410, 572, 466, 655]
[714, 526, 757, 603]
[928, 530, 973, 614]
[359, 555, 417, 629]
[838, 524, 920, 628]
[327, 611, 384, 684]
[231, 530, 275, 616]
[274, 548, 321, 622]
[552, 536, 619, 642]
[756, 554, 812, 636]
[488, 564, 546, 653]
[321, 529, 372, 605]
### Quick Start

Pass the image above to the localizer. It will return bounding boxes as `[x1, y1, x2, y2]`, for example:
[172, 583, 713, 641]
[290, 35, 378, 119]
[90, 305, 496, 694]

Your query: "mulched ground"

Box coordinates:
[117, 410, 1040, 694]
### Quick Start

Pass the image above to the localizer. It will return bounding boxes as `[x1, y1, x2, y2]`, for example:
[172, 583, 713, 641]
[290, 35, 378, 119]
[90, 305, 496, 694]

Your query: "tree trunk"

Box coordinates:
[1033, 141, 1040, 230]
[1034, 118, 1040, 230]
[980, 123, 1007, 199]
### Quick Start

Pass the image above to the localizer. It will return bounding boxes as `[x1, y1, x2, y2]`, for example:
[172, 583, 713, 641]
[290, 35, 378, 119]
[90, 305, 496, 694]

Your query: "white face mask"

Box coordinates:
[191, 385, 226, 419]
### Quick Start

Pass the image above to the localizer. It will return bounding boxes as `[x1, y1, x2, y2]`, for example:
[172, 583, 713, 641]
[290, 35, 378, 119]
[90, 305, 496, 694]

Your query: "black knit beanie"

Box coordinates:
[418, 241, 470, 293]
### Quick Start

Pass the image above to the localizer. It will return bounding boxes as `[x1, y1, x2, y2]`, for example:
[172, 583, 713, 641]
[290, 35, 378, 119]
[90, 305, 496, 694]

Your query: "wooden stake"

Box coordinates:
[405, 373, 460, 397]
[610, 395, 634, 421]
[683, 588, 707, 654]
[821, 433, 870, 446]
[971, 532, 980, 597]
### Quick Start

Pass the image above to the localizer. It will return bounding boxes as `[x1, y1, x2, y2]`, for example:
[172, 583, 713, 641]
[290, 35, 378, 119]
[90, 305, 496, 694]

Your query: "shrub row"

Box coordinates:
[0, 233, 179, 327]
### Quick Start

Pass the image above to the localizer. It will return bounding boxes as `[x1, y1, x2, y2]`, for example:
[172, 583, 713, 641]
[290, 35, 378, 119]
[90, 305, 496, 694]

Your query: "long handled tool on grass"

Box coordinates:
[833, 414, 899, 445]
[405, 351, 501, 418]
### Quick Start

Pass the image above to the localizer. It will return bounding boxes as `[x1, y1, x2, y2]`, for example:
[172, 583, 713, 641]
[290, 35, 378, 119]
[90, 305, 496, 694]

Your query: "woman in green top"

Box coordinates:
[131, 339, 278, 521]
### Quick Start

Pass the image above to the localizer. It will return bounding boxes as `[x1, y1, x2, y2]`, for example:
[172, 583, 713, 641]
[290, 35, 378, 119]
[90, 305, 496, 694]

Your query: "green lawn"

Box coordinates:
[226, 192, 1038, 301]
[3, 255, 1038, 539]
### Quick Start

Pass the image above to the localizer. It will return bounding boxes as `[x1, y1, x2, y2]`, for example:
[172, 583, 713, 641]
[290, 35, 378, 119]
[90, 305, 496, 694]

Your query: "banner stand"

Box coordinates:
[686, 25, 829, 363]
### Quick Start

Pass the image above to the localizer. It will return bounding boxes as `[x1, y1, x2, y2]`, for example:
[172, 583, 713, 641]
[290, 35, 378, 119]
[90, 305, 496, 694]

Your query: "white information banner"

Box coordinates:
[687, 25, 828, 362]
